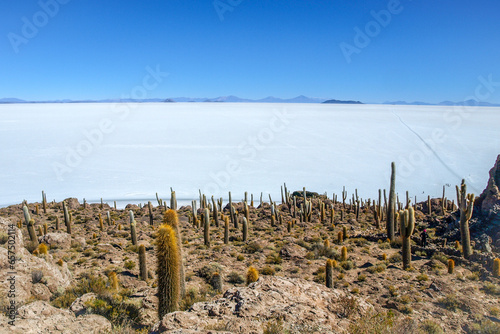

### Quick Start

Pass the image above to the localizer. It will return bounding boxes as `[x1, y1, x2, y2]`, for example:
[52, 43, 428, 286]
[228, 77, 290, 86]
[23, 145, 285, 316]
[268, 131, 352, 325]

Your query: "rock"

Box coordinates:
[0, 300, 111, 333]
[38, 233, 71, 250]
[72, 236, 87, 248]
[70, 293, 97, 316]
[475, 234, 492, 253]
[0, 218, 72, 305]
[151, 276, 372, 334]
[64, 198, 81, 210]
[279, 244, 306, 259]
[478, 155, 500, 221]
[30, 283, 52, 301]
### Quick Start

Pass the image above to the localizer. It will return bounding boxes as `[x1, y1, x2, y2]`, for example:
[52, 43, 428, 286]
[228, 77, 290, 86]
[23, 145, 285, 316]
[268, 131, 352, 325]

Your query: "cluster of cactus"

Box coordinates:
[456, 179, 474, 259]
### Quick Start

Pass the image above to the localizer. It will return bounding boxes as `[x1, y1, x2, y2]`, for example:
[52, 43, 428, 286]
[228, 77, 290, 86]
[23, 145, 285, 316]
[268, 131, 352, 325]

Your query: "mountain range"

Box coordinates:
[1, 96, 499, 106]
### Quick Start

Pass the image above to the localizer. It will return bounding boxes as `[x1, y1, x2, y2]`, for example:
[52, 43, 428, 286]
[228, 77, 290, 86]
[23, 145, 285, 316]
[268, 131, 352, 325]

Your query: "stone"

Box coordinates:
[478, 155, 500, 221]
[38, 233, 71, 250]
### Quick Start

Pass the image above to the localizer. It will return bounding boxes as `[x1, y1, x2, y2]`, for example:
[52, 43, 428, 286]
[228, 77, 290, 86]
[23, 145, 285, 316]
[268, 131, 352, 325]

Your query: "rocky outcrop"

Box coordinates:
[478, 155, 500, 222]
[151, 276, 372, 334]
[39, 232, 71, 250]
[0, 218, 72, 306]
[0, 301, 111, 334]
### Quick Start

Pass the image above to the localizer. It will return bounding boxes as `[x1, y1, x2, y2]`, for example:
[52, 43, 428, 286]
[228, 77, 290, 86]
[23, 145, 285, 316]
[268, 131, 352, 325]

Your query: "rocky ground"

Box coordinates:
[0, 157, 499, 334]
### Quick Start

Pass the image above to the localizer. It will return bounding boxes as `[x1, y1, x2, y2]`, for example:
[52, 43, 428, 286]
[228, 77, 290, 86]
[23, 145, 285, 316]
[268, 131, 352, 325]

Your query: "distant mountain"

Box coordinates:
[322, 99, 363, 105]
[0, 98, 27, 103]
[383, 99, 500, 107]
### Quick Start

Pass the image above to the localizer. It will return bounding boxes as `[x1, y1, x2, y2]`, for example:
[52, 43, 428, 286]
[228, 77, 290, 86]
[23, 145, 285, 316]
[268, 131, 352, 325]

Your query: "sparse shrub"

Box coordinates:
[198, 263, 223, 281]
[209, 272, 223, 292]
[420, 320, 444, 334]
[358, 274, 367, 282]
[265, 253, 282, 264]
[52, 273, 107, 308]
[416, 273, 429, 281]
[336, 294, 359, 318]
[431, 252, 448, 265]
[399, 305, 413, 314]
[0, 232, 8, 245]
[25, 241, 38, 254]
[236, 254, 245, 261]
[348, 310, 395, 334]
[124, 260, 135, 270]
[340, 260, 354, 270]
[260, 265, 275, 276]
[263, 318, 285, 334]
[483, 282, 500, 296]
[243, 241, 262, 254]
[227, 271, 245, 284]
[468, 318, 500, 334]
[466, 272, 479, 281]
[388, 285, 398, 297]
[389, 253, 402, 263]
[438, 294, 465, 312]
[57, 259, 64, 266]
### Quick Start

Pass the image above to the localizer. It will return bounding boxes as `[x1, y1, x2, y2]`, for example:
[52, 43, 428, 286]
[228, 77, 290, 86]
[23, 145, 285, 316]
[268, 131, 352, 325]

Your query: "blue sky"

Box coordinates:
[1, 0, 499, 103]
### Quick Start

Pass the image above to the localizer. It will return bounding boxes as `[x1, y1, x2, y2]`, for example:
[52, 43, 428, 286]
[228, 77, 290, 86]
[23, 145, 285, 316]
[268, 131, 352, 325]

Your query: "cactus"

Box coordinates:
[427, 195, 431, 215]
[35, 204, 39, 215]
[42, 190, 47, 213]
[320, 202, 325, 222]
[340, 246, 348, 261]
[130, 211, 137, 246]
[43, 223, 48, 235]
[23, 206, 38, 245]
[387, 162, 396, 241]
[342, 225, 348, 240]
[324, 239, 330, 249]
[204, 208, 210, 247]
[38, 225, 43, 236]
[106, 211, 111, 226]
[210, 272, 223, 292]
[246, 266, 259, 285]
[99, 215, 104, 231]
[447, 259, 455, 274]
[62, 201, 70, 228]
[382, 253, 387, 261]
[212, 196, 219, 228]
[108, 272, 119, 290]
[157, 223, 181, 318]
[139, 244, 147, 281]
[170, 189, 177, 210]
[340, 209, 345, 221]
[148, 201, 154, 225]
[330, 208, 335, 225]
[66, 211, 72, 235]
[242, 217, 248, 241]
[442, 185, 447, 215]
[224, 216, 229, 244]
[456, 179, 474, 259]
[325, 259, 334, 288]
[38, 243, 48, 255]
[399, 207, 415, 270]
[231, 205, 237, 229]
[337, 231, 343, 244]
[163, 209, 186, 298]
[55, 216, 59, 230]
[287, 221, 292, 232]
[493, 258, 500, 277]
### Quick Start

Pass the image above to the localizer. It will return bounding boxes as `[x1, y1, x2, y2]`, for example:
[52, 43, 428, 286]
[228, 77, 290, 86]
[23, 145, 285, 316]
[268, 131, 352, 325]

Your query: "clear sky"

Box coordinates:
[1, 0, 499, 103]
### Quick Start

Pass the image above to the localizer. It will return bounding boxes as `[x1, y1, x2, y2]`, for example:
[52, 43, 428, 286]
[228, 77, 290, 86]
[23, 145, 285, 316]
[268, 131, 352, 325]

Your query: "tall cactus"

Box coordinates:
[157, 223, 180, 319]
[148, 201, 154, 225]
[130, 210, 137, 246]
[456, 179, 474, 259]
[400, 207, 415, 270]
[139, 244, 147, 281]
[170, 189, 177, 210]
[23, 205, 38, 245]
[42, 190, 47, 213]
[242, 217, 248, 241]
[224, 216, 229, 244]
[163, 209, 186, 298]
[387, 162, 396, 241]
[203, 208, 210, 247]
[212, 196, 219, 227]
[62, 201, 70, 228]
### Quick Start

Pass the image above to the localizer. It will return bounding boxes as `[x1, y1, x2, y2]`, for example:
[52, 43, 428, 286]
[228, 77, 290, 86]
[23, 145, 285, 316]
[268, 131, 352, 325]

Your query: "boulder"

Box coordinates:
[38, 233, 71, 250]
[70, 293, 97, 316]
[0, 300, 111, 333]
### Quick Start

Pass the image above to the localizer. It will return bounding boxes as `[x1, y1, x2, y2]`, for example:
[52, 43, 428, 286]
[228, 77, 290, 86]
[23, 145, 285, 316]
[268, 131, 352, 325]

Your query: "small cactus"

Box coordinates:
[287, 221, 292, 233]
[493, 258, 500, 277]
[341, 246, 348, 261]
[448, 259, 455, 274]
[337, 231, 343, 244]
[55, 217, 59, 230]
[326, 259, 334, 288]
[204, 208, 210, 247]
[43, 223, 47, 235]
[108, 272, 119, 290]
[242, 217, 248, 242]
[246, 266, 259, 285]
[38, 243, 48, 255]
[342, 225, 348, 240]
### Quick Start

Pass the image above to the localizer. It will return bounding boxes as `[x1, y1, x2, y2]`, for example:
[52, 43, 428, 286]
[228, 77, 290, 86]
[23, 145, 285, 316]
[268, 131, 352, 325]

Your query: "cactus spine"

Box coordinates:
[130, 210, 137, 246]
[456, 179, 474, 259]
[157, 223, 180, 319]
[400, 207, 415, 270]
[203, 208, 210, 247]
[326, 259, 334, 288]
[387, 162, 396, 241]
[139, 244, 147, 281]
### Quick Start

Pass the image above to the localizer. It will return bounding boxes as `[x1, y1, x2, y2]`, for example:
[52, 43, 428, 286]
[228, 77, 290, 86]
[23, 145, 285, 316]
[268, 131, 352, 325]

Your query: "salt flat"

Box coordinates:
[0, 102, 498, 207]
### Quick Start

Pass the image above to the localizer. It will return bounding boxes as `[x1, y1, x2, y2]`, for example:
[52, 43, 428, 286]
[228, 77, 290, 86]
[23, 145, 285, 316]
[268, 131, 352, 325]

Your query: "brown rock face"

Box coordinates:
[479, 155, 500, 220]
